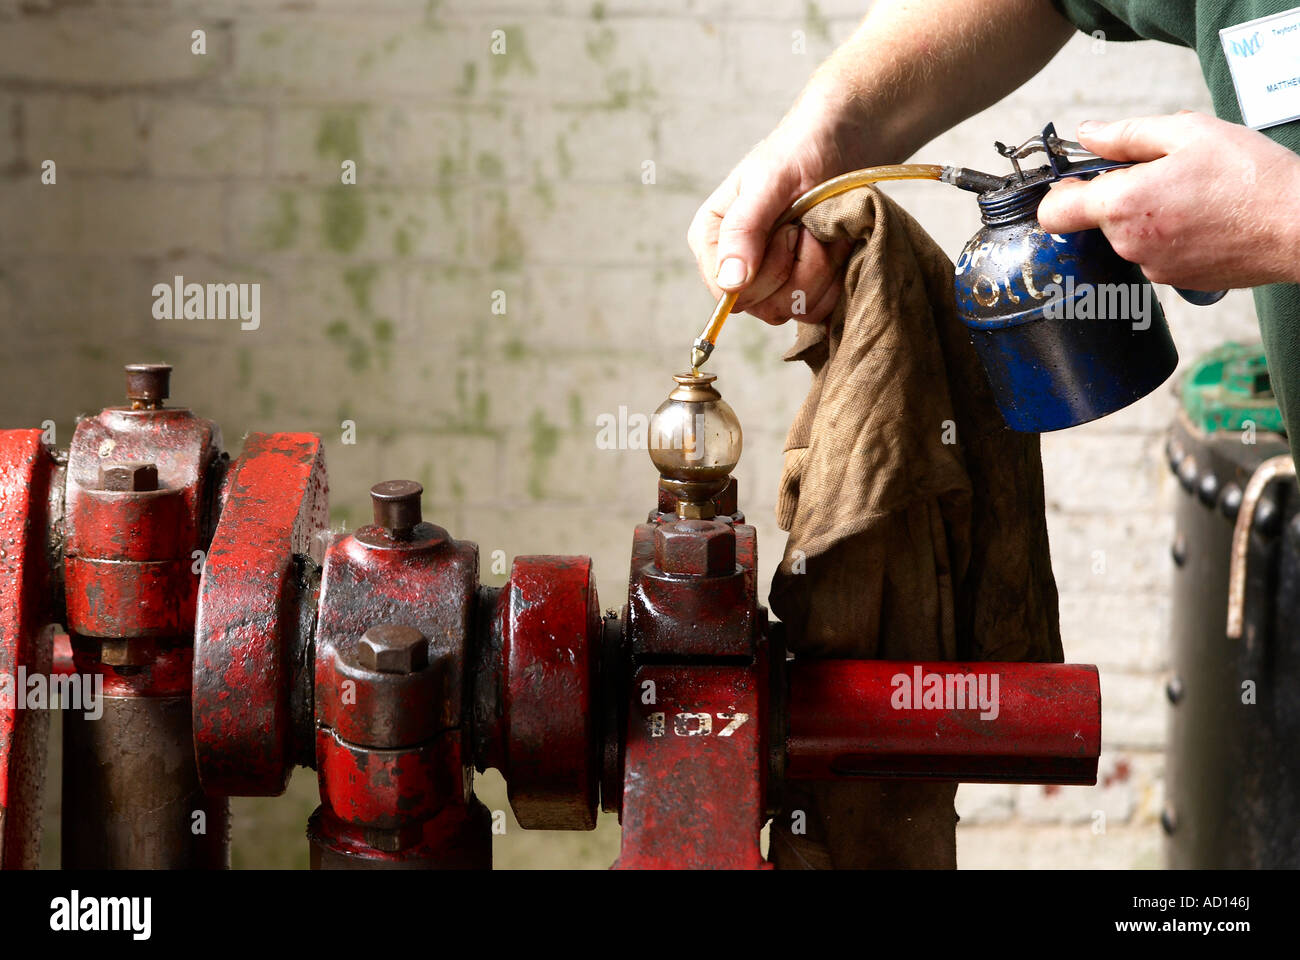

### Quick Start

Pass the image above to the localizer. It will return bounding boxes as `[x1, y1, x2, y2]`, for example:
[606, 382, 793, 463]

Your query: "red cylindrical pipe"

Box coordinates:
[786, 660, 1101, 785]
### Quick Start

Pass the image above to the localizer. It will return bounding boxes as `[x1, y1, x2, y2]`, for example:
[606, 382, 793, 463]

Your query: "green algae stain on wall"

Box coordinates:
[323, 191, 366, 253]
[435, 153, 459, 219]
[599, 66, 657, 111]
[805, 1, 831, 43]
[316, 111, 362, 162]
[489, 26, 537, 80]
[455, 62, 478, 97]
[444, 369, 495, 436]
[489, 195, 526, 271]
[327, 267, 394, 371]
[342, 264, 377, 312]
[423, 0, 445, 31]
[325, 319, 373, 373]
[476, 151, 505, 179]
[527, 408, 560, 500]
[532, 165, 555, 212]
[264, 191, 300, 250]
[316, 112, 367, 253]
[555, 133, 574, 179]
[325, 319, 349, 343]
[372, 317, 394, 369]
[586, 26, 616, 65]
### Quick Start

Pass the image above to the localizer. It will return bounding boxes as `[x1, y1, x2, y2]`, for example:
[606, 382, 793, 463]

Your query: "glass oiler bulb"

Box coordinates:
[648, 372, 742, 518]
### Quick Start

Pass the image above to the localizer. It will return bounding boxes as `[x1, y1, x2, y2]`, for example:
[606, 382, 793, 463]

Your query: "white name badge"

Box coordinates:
[1222, 7, 1300, 129]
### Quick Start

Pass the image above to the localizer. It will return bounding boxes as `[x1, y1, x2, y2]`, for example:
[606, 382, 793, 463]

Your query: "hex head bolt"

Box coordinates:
[99, 461, 159, 492]
[370, 479, 423, 540]
[124, 363, 172, 410]
[654, 518, 736, 576]
[357, 623, 429, 674]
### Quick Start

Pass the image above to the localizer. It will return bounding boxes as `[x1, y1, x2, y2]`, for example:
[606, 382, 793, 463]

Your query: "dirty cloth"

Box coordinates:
[767, 187, 1061, 870]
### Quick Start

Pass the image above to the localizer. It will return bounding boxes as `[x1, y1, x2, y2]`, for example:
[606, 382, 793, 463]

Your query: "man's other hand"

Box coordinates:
[1038, 111, 1300, 290]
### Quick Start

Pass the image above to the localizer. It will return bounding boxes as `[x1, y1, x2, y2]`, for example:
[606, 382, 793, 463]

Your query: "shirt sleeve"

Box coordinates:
[1051, 0, 1145, 41]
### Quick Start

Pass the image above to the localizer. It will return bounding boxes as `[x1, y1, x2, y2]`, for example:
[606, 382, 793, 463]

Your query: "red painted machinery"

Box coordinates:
[0, 364, 1101, 869]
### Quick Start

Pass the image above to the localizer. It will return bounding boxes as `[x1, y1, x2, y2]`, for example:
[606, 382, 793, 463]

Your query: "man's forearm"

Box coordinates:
[789, 0, 1076, 166]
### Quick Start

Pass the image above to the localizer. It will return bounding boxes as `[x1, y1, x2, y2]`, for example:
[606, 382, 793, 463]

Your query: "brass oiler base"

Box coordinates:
[648, 371, 743, 518]
[658, 477, 723, 519]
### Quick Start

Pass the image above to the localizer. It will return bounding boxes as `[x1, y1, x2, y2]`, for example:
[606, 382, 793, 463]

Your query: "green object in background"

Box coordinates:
[1181, 342, 1285, 435]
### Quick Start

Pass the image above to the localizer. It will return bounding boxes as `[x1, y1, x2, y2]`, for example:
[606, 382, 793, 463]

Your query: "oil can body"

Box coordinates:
[955, 182, 1178, 432]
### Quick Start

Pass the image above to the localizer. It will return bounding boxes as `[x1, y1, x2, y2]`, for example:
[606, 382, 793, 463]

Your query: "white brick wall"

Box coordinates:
[0, 0, 1248, 869]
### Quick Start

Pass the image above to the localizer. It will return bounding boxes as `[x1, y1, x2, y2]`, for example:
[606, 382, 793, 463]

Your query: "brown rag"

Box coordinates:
[766, 187, 1061, 870]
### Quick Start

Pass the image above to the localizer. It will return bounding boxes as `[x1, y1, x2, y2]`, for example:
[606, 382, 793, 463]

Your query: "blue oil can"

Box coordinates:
[955, 177, 1178, 431]
[951, 124, 1224, 432]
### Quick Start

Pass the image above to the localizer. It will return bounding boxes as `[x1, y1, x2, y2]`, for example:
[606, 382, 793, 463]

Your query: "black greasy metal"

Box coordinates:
[1164, 412, 1300, 867]
[369, 479, 424, 539]
[123, 363, 172, 409]
[62, 695, 230, 868]
[598, 612, 626, 815]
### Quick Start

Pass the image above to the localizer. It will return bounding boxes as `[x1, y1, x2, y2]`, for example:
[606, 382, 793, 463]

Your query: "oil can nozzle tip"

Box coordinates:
[690, 339, 712, 373]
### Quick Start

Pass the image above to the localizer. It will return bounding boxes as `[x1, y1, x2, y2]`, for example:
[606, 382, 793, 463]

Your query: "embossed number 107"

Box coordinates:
[646, 712, 750, 738]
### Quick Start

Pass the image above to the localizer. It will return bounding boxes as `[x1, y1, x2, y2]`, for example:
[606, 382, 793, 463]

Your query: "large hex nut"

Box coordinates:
[99, 462, 159, 492]
[357, 623, 429, 675]
[653, 519, 736, 576]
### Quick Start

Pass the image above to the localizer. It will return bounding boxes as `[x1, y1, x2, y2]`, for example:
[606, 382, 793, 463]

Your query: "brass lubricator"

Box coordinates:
[648, 372, 743, 519]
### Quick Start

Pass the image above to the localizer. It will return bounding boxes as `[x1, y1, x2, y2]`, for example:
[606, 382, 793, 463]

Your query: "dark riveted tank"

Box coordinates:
[1164, 343, 1300, 867]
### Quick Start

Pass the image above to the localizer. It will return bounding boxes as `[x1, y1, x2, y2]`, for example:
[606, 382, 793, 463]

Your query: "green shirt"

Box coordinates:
[1053, 0, 1300, 448]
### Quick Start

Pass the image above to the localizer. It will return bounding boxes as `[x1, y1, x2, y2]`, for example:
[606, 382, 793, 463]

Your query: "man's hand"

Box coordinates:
[687, 118, 856, 327]
[1037, 112, 1300, 290]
